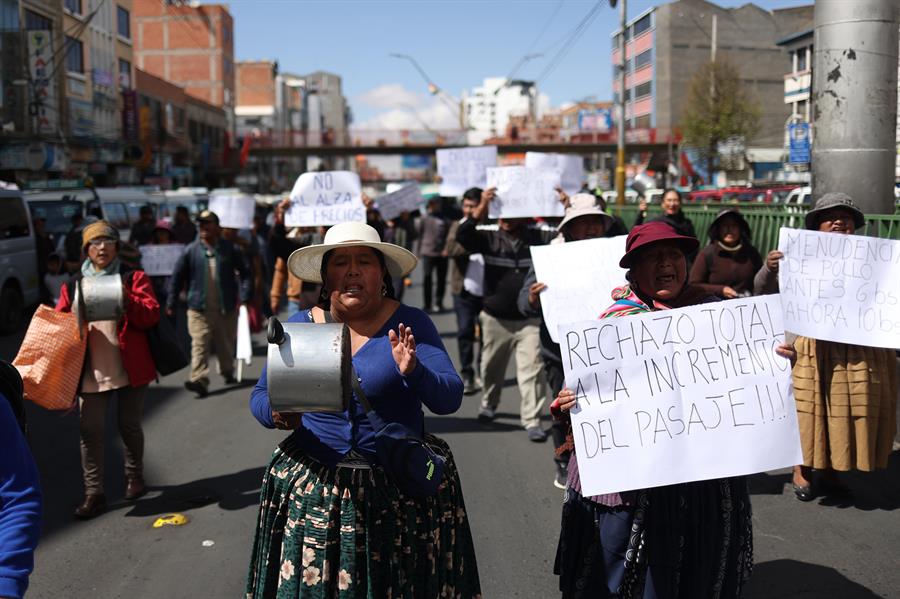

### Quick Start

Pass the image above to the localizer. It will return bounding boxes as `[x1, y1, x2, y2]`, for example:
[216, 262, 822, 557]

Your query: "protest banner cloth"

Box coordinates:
[208, 193, 255, 229]
[530, 236, 628, 343]
[140, 244, 185, 276]
[559, 295, 801, 497]
[525, 152, 585, 195]
[485, 166, 563, 219]
[777, 227, 900, 349]
[286, 171, 365, 227]
[375, 183, 423, 221]
[436, 146, 497, 196]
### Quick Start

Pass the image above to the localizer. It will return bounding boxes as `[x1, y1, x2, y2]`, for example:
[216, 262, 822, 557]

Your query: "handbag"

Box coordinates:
[146, 313, 190, 376]
[350, 366, 445, 498]
[13, 305, 87, 411]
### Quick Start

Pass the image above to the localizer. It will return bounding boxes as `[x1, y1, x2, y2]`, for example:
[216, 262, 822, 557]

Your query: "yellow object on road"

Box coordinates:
[152, 513, 189, 528]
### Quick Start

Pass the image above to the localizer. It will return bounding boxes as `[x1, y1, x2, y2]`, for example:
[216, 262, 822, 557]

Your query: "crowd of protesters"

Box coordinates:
[7, 176, 898, 599]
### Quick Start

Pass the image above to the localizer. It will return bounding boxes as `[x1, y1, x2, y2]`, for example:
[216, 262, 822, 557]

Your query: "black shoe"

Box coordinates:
[792, 481, 816, 502]
[223, 374, 237, 385]
[553, 462, 568, 490]
[184, 380, 208, 397]
[74, 494, 107, 519]
[527, 426, 548, 443]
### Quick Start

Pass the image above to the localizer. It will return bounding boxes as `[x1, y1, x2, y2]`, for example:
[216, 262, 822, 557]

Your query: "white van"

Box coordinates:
[0, 189, 39, 333]
[24, 187, 156, 242]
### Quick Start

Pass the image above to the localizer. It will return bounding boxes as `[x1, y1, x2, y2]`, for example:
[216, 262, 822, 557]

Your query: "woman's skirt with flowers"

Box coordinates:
[246, 434, 482, 598]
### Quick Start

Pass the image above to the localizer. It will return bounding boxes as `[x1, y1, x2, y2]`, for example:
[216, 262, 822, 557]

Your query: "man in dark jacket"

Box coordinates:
[128, 205, 156, 247]
[444, 188, 484, 395]
[456, 188, 556, 441]
[167, 210, 251, 397]
[416, 198, 449, 312]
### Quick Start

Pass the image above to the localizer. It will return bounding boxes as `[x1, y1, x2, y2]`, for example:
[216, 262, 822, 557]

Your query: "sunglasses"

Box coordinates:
[88, 238, 117, 248]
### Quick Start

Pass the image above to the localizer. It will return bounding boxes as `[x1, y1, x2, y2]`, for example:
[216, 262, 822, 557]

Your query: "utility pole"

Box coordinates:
[812, 0, 899, 216]
[613, 0, 627, 206]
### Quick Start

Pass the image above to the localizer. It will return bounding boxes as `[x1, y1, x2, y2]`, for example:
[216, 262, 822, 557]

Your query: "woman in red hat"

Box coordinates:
[551, 221, 793, 599]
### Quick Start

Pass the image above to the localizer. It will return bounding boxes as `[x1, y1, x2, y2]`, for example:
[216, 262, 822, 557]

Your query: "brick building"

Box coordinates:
[132, 0, 235, 132]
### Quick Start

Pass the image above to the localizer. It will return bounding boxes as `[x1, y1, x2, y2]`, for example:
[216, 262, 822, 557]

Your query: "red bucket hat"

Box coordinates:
[619, 221, 699, 268]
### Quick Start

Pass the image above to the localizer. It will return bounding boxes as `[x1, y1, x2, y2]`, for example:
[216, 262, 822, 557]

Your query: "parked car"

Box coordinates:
[24, 187, 158, 242]
[601, 189, 639, 205]
[0, 189, 39, 333]
[784, 186, 812, 207]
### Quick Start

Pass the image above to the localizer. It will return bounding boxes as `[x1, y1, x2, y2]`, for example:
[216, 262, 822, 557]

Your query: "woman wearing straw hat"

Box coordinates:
[247, 222, 481, 598]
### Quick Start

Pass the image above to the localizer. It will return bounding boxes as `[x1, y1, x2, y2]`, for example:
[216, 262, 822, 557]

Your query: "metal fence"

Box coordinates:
[608, 203, 900, 254]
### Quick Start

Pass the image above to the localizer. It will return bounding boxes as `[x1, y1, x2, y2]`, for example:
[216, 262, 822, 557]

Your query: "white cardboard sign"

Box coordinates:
[777, 227, 900, 349]
[485, 166, 563, 219]
[286, 171, 365, 227]
[531, 236, 628, 342]
[208, 193, 255, 229]
[560, 296, 801, 497]
[140, 244, 185, 276]
[436, 146, 498, 196]
[376, 183, 424, 221]
[525, 152, 585, 195]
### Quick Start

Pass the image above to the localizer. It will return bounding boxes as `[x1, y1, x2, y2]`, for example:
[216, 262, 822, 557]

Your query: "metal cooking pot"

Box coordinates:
[77, 275, 124, 323]
[266, 317, 351, 413]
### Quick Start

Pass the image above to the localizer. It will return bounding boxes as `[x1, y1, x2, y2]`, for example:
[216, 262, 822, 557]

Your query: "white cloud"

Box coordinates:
[355, 83, 424, 110]
[352, 84, 461, 131]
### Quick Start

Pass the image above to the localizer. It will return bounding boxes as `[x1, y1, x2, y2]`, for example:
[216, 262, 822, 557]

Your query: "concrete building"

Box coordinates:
[132, 0, 235, 132]
[235, 60, 277, 138]
[462, 77, 541, 145]
[611, 0, 814, 147]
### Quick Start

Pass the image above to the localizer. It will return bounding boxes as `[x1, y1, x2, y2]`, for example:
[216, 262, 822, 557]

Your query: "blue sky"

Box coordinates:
[221, 0, 807, 130]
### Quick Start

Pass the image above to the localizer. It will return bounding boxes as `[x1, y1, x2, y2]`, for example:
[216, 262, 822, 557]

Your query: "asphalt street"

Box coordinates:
[4, 272, 899, 599]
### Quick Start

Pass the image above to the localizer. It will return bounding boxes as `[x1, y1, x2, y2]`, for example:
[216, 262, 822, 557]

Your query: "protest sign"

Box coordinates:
[525, 152, 585, 195]
[209, 193, 255, 229]
[778, 227, 900, 349]
[436, 146, 497, 196]
[140, 244, 185, 276]
[531, 236, 627, 343]
[485, 166, 563, 219]
[376, 183, 423, 221]
[560, 296, 801, 497]
[286, 171, 365, 227]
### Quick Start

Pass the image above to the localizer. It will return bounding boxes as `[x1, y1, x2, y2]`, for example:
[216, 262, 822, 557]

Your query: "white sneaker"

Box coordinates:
[477, 407, 496, 422]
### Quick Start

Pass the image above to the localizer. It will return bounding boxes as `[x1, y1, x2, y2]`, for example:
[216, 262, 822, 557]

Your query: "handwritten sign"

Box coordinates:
[286, 171, 365, 227]
[209, 193, 255, 229]
[140, 244, 185, 276]
[485, 167, 563, 219]
[560, 296, 801, 497]
[436, 146, 498, 196]
[376, 183, 423, 221]
[525, 152, 584, 195]
[531, 236, 627, 342]
[777, 227, 900, 349]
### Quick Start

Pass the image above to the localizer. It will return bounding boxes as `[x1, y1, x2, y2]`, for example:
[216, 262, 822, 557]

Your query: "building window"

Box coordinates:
[117, 5, 130, 39]
[64, 0, 82, 15]
[25, 9, 52, 30]
[65, 36, 84, 74]
[633, 14, 652, 37]
[119, 58, 131, 88]
[633, 81, 652, 99]
[634, 49, 652, 70]
[634, 114, 652, 129]
[797, 47, 807, 71]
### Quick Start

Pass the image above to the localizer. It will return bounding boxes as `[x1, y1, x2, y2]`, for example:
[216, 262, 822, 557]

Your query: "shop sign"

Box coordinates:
[69, 98, 94, 137]
[27, 31, 56, 134]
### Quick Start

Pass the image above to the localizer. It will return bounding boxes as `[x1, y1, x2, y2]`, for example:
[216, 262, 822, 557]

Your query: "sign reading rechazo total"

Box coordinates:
[530, 236, 628, 343]
[777, 227, 900, 349]
[559, 296, 801, 497]
[375, 183, 423, 221]
[486, 166, 563, 219]
[436, 146, 497, 196]
[286, 171, 365, 227]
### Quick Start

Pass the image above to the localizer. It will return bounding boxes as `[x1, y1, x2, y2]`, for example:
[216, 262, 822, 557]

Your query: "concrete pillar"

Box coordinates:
[812, 0, 899, 215]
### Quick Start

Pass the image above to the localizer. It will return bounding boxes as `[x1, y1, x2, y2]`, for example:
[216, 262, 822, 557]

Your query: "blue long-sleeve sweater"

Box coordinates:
[250, 303, 463, 466]
[0, 395, 41, 599]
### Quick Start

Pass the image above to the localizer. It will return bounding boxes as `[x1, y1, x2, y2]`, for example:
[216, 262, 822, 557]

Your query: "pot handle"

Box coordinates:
[267, 317, 285, 346]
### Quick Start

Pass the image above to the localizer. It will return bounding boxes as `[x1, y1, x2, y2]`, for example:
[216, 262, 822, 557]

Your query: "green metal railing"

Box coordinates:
[608, 203, 900, 254]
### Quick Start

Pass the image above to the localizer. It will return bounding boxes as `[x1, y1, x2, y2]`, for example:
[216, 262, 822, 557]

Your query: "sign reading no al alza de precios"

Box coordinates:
[559, 295, 801, 497]
[286, 171, 365, 227]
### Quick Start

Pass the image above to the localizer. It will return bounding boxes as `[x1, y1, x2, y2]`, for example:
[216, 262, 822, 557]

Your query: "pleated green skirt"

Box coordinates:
[246, 434, 482, 599]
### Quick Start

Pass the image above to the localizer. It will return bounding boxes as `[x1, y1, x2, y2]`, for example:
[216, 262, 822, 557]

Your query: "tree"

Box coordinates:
[682, 59, 760, 184]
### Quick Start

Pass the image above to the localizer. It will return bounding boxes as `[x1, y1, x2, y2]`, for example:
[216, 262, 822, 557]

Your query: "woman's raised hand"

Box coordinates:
[766, 250, 784, 273]
[556, 387, 578, 413]
[389, 323, 418, 375]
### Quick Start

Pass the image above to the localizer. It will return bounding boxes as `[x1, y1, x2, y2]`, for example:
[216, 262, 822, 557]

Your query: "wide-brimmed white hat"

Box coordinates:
[557, 193, 613, 231]
[287, 222, 418, 284]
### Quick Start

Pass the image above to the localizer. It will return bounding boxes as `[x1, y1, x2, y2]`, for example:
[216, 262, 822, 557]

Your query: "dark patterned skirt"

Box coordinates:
[246, 434, 482, 599]
[554, 478, 753, 599]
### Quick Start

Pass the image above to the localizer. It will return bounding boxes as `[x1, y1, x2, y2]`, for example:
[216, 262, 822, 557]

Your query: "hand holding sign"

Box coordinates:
[286, 171, 365, 227]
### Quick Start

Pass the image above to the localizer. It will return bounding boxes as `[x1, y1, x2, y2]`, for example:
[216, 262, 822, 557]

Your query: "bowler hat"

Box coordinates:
[804, 192, 865, 230]
[619, 221, 699, 268]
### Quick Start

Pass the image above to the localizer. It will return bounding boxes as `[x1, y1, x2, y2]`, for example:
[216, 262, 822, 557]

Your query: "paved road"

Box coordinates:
[4, 274, 899, 598]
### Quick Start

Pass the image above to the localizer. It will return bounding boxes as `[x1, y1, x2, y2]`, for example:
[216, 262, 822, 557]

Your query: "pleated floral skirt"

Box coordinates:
[246, 434, 482, 599]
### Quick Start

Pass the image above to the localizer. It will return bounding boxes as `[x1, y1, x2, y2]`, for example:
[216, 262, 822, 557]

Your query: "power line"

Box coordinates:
[535, 1, 603, 85]
[502, 0, 564, 82]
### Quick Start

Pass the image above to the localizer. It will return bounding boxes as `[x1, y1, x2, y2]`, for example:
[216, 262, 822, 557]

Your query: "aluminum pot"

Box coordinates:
[77, 275, 124, 322]
[266, 317, 351, 413]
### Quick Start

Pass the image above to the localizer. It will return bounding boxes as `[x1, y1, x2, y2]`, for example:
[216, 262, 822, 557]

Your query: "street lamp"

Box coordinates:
[390, 53, 463, 128]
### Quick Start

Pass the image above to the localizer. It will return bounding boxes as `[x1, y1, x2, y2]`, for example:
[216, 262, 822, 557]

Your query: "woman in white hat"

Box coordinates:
[246, 222, 481, 598]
